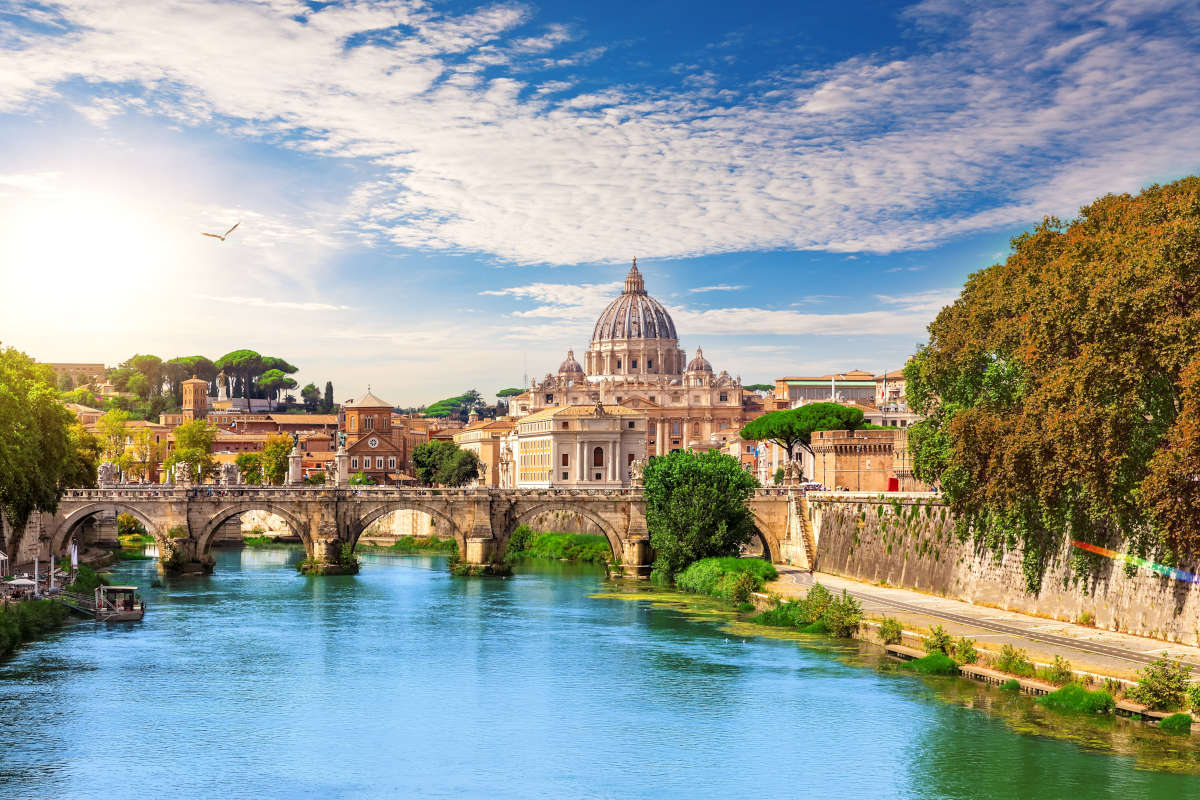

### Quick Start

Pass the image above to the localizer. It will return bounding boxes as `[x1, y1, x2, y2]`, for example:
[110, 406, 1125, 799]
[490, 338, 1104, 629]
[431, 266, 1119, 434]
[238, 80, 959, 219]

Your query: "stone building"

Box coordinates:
[181, 375, 209, 422]
[514, 260, 756, 455]
[810, 429, 898, 492]
[772, 370, 878, 407]
[340, 389, 424, 484]
[502, 403, 646, 489]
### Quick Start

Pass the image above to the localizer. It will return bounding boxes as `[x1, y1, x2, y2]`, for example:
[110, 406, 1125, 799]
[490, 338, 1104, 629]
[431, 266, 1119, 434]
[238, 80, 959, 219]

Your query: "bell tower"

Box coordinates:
[182, 375, 209, 422]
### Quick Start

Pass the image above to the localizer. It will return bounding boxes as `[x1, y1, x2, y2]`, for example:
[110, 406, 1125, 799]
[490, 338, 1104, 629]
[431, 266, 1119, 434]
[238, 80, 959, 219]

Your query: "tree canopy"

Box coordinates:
[0, 346, 84, 530]
[739, 402, 866, 461]
[905, 176, 1200, 590]
[643, 449, 760, 580]
[165, 420, 218, 482]
[259, 433, 293, 485]
[496, 387, 524, 398]
[411, 440, 480, 486]
[743, 383, 774, 393]
[422, 390, 485, 421]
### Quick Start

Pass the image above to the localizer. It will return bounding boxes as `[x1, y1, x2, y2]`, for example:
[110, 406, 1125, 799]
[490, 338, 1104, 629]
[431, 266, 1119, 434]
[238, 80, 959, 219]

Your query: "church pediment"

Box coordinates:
[619, 395, 662, 409]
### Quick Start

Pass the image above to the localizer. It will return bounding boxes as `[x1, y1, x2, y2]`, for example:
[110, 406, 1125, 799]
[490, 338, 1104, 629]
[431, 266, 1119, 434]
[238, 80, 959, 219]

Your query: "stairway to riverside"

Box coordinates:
[788, 493, 817, 570]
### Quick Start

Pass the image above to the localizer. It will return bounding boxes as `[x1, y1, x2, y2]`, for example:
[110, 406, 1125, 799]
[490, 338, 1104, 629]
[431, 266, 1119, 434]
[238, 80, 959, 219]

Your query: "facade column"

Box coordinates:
[577, 440, 585, 482]
[613, 438, 622, 485]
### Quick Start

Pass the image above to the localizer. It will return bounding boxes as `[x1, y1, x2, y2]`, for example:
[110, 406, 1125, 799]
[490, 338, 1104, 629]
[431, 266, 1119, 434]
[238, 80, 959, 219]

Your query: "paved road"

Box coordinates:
[778, 568, 1200, 672]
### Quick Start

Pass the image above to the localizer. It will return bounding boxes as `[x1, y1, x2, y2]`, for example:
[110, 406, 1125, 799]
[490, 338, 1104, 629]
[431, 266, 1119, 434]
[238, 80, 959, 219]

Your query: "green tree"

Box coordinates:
[739, 402, 866, 461]
[744, 383, 774, 393]
[437, 448, 481, 487]
[300, 383, 320, 412]
[164, 356, 216, 404]
[166, 420, 218, 482]
[235, 452, 263, 485]
[61, 387, 101, 408]
[60, 423, 101, 488]
[126, 426, 164, 482]
[422, 390, 485, 421]
[642, 449, 760, 581]
[215, 350, 264, 401]
[257, 369, 297, 411]
[323, 381, 334, 413]
[57, 373, 73, 391]
[905, 176, 1200, 588]
[125, 372, 150, 400]
[97, 409, 131, 463]
[106, 366, 137, 392]
[349, 471, 373, 485]
[0, 346, 78, 530]
[260, 434, 293, 485]
[412, 440, 458, 485]
[127, 354, 164, 396]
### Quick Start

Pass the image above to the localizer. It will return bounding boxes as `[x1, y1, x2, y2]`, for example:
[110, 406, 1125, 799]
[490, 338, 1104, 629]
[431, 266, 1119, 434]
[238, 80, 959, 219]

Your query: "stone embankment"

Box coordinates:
[807, 493, 1200, 647]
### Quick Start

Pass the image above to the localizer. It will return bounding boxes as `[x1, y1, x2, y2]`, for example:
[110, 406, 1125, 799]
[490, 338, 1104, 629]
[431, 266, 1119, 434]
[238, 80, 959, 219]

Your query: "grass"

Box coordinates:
[65, 565, 110, 594]
[507, 531, 612, 564]
[902, 652, 960, 676]
[241, 535, 279, 547]
[675, 557, 779, 603]
[1038, 684, 1115, 715]
[357, 536, 458, 554]
[117, 533, 155, 547]
[1160, 713, 1193, 735]
[0, 599, 68, 658]
[751, 582, 863, 637]
[1001, 679, 1021, 693]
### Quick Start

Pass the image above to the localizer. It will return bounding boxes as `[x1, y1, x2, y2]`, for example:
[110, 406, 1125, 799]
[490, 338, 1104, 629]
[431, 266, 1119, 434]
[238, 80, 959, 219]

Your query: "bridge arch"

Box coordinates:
[748, 512, 782, 563]
[352, 501, 467, 554]
[52, 502, 165, 556]
[506, 502, 625, 561]
[196, 503, 310, 556]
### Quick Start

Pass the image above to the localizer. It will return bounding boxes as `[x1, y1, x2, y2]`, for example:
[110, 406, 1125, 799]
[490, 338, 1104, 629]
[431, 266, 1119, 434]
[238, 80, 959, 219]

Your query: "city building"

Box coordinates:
[810, 429, 898, 492]
[341, 388, 422, 484]
[875, 369, 907, 407]
[43, 362, 106, 383]
[453, 417, 515, 488]
[772, 370, 878, 407]
[502, 403, 646, 489]
[514, 260, 759, 455]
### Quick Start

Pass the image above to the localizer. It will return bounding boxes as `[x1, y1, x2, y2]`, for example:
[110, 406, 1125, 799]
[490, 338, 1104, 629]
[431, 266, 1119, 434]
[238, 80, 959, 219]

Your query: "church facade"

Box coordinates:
[512, 260, 760, 456]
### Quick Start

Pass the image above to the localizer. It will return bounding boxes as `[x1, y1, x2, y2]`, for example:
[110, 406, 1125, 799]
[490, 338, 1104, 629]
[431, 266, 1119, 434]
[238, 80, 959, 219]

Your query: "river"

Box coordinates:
[1, 547, 1199, 799]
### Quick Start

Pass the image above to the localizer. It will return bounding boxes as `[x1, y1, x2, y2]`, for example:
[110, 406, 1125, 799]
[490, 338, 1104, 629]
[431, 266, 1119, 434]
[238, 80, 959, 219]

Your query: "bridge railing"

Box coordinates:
[62, 486, 654, 500]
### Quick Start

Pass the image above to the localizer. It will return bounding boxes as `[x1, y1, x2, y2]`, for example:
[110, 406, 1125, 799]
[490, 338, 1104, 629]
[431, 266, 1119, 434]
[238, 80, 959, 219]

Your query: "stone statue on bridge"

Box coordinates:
[628, 457, 646, 487]
[219, 462, 240, 486]
[97, 462, 117, 487]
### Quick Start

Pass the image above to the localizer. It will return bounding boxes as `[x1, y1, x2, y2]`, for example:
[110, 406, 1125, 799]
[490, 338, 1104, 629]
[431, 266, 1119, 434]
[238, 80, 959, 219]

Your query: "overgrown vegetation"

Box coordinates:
[1127, 656, 1192, 711]
[1001, 679, 1021, 693]
[503, 526, 612, 565]
[1044, 654, 1075, 686]
[1038, 684, 1115, 715]
[924, 625, 953, 655]
[954, 637, 979, 665]
[878, 617, 903, 645]
[905, 177, 1200, 591]
[0, 599, 68, 658]
[411, 440, 482, 487]
[643, 450, 759, 581]
[675, 558, 778, 602]
[65, 564, 110, 594]
[902, 652, 960, 676]
[1160, 713, 1194, 735]
[752, 583, 862, 637]
[358, 536, 458, 554]
[995, 644, 1036, 678]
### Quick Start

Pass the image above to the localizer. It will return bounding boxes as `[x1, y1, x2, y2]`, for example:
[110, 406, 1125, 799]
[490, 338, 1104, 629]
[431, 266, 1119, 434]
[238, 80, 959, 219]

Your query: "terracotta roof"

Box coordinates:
[875, 369, 906, 381]
[346, 389, 392, 408]
[458, 417, 516, 432]
[268, 414, 339, 424]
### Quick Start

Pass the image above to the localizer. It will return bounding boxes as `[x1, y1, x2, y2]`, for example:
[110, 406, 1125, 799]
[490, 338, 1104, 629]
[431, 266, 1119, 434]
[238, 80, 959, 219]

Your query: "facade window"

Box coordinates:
[545, 394, 554, 403]
[389, 457, 396, 469]
[631, 359, 637, 368]
[593, 447, 604, 467]
[671, 421, 681, 435]
[617, 359, 622, 369]
[366, 416, 374, 430]
[562, 472, 569, 480]
[349, 416, 357, 432]
[628, 453, 635, 465]
[648, 422, 656, 434]
[377, 457, 385, 469]
[648, 360, 653, 370]
[562, 421, 569, 429]
[628, 421, 635, 429]
[719, 392, 728, 402]
[561, 453, 569, 466]
[649, 396, 656, 403]
[351, 457, 359, 469]
[616, 396, 622, 402]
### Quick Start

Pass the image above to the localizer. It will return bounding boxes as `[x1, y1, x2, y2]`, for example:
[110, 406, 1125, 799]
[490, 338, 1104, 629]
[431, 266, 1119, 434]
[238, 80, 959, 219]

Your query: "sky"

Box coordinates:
[1, 0, 1199, 407]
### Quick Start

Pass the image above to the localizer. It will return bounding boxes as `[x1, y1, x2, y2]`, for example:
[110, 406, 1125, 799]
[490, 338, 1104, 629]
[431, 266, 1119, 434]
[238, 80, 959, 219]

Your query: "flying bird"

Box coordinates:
[201, 221, 240, 242]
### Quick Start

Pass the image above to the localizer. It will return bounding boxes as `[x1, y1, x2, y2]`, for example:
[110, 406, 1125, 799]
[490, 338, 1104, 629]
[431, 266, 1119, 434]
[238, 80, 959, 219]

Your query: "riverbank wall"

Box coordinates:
[809, 493, 1200, 646]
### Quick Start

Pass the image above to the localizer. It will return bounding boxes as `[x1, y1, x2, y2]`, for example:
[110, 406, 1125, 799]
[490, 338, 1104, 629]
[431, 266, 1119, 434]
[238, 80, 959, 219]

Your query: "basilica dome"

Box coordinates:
[686, 347, 712, 373]
[591, 260, 678, 343]
[558, 348, 584, 376]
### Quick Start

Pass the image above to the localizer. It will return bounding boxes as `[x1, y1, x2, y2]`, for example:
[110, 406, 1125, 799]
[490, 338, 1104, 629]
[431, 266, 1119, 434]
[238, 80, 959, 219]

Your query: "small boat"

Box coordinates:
[94, 585, 146, 623]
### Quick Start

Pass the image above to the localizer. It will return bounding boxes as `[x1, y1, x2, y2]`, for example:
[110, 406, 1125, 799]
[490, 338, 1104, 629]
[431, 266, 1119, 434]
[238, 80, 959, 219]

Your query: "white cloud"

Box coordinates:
[198, 295, 352, 312]
[481, 281, 621, 319]
[689, 284, 746, 293]
[0, 0, 1195, 267]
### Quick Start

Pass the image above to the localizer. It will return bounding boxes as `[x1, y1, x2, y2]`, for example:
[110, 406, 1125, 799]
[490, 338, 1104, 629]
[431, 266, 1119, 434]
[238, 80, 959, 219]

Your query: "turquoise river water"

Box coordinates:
[3, 547, 1200, 799]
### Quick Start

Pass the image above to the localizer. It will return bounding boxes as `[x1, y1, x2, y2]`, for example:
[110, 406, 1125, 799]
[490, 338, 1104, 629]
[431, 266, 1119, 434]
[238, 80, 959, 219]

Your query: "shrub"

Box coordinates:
[166, 525, 188, 539]
[1188, 683, 1200, 712]
[878, 616, 903, 645]
[801, 620, 831, 635]
[506, 524, 535, 555]
[65, 565, 109, 594]
[1128, 656, 1192, 711]
[954, 637, 979, 665]
[996, 644, 1035, 677]
[822, 590, 863, 637]
[505, 530, 612, 565]
[116, 513, 146, 536]
[1043, 654, 1074, 686]
[1, 600, 68, 657]
[903, 652, 959, 676]
[1160, 713, 1194, 735]
[1001, 679, 1021, 693]
[1077, 610, 1095, 626]
[753, 600, 812, 628]
[924, 624, 953, 655]
[1038, 684, 1115, 714]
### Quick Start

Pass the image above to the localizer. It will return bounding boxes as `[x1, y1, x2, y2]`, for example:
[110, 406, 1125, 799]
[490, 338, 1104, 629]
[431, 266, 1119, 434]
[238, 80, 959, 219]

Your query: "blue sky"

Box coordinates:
[1, 0, 1198, 406]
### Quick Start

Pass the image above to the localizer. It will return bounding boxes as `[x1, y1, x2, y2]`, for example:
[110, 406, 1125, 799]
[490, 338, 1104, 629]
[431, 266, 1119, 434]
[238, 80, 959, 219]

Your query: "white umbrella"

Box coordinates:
[6, 578, 36, 587]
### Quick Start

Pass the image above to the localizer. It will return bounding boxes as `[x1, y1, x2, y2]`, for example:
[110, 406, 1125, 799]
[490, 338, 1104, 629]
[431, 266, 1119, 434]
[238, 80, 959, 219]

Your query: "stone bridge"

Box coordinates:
[16, 486, 813, 576]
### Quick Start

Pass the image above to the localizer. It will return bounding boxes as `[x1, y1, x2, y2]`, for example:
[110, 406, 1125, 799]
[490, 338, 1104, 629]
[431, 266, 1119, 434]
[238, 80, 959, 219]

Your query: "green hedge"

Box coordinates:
[1038, 684, 1115, 715]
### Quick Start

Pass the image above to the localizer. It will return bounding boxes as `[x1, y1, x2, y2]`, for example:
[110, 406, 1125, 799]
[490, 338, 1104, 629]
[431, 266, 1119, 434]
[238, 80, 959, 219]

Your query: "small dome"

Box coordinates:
[558, 348, 584, 375]
[591, 259, 678, 343]
[686, 346, 712, 373]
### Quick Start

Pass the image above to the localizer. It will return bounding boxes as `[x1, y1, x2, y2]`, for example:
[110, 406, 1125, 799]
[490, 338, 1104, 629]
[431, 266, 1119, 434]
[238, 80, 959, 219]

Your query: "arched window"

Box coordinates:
[593, 447, 604, 467]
